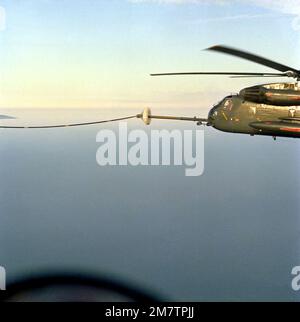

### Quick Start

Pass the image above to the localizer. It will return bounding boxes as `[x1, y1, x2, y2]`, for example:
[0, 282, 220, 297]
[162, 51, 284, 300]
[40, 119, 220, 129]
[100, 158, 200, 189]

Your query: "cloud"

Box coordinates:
[190, 12, 278, 24]
[129, 0, 226, 3]
[129, 0, 300, 30]
[249, 0, 300, 30]
[129, 0, 299, 8]
[251, 0, 300, 14]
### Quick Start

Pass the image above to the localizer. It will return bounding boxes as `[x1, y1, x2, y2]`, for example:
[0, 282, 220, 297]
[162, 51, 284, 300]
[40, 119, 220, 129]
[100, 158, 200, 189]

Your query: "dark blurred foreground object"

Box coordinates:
[0, 273, 160, 302]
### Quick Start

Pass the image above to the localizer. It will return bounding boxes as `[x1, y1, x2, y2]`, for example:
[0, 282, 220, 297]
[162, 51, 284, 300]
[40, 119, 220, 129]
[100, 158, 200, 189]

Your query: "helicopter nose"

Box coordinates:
[207, 108, 216, 125]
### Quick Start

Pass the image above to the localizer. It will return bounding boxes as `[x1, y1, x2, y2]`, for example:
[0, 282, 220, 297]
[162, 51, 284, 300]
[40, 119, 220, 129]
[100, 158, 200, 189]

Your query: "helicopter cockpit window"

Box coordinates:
[224, 98, 233, 111]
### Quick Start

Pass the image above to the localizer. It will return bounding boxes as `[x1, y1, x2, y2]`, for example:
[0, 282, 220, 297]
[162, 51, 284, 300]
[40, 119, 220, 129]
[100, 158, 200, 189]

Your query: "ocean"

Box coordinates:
[0, 108, 300, 301]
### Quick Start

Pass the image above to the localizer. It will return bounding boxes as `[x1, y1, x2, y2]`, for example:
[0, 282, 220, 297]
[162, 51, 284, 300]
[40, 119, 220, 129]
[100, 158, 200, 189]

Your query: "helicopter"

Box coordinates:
[1, 45, 300, 140]
[139, 45, 300, 140]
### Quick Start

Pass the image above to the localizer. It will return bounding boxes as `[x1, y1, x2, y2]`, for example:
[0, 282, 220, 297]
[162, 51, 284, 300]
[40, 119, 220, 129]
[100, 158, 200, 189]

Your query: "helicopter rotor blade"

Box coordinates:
[151, 72, 287, 77]
[0, 115, 16, 119]
[229, 75, 289, 78]
[206, 45, 299, 75]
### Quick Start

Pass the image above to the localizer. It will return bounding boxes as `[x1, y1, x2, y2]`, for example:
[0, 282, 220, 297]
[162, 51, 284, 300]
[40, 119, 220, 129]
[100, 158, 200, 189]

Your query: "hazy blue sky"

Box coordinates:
[0, 0, 299, 108]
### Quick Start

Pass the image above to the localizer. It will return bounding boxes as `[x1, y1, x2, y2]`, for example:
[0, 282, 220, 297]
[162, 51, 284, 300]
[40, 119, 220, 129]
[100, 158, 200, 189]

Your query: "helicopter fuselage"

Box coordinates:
[208, 83, 300, 138]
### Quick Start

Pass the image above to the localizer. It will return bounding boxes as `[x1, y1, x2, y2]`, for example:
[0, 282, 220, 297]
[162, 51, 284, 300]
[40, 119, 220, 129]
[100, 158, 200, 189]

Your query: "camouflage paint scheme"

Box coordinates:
[207, 83, 300, 138]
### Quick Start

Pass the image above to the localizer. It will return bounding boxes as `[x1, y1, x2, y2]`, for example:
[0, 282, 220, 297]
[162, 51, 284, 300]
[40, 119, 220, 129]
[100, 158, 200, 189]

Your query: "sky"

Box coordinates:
[0, 0, 299, 109]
